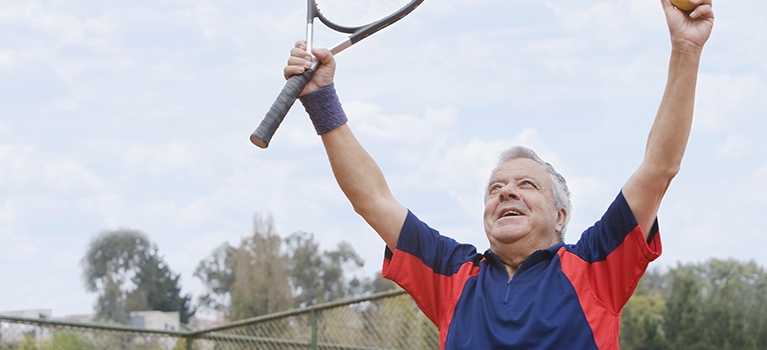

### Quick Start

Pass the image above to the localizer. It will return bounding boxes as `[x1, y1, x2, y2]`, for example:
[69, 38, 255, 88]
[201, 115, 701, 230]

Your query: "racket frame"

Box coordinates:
[250, 0, 425, 148]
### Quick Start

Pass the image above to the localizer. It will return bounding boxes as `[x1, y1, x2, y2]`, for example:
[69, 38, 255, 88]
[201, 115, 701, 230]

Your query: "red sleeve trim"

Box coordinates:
[559, 225, 662, 349]
[383, 249, 480, 350]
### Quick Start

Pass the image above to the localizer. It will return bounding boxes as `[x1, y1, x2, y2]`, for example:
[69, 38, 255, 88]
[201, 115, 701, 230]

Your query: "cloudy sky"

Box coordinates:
[1, 0, 764, 318]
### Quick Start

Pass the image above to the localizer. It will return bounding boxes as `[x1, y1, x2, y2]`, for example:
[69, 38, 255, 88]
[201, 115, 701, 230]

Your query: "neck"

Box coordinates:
[491, 237, 560, 278]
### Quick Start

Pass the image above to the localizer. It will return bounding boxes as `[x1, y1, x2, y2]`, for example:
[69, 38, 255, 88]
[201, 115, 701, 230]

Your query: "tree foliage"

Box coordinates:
[620, 272, 667, 350]
[621, 259, 767, 350]
[195, 213, 397, 320]
[193, 242, 236, 316]
[81, 229, 195, 324]
[286, 231, 366, 308]
[229, 214, 293, 320]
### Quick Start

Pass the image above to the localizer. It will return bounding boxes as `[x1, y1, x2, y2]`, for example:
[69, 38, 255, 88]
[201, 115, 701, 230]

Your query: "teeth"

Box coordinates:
[502, 211, 521, 217]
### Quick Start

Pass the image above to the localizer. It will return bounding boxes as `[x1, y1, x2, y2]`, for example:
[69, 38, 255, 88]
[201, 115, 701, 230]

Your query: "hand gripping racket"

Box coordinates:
[250, 0, 426, 148]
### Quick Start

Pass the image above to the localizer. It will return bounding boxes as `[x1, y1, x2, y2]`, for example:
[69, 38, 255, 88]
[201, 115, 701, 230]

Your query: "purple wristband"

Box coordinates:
[299, 83, 348, 135]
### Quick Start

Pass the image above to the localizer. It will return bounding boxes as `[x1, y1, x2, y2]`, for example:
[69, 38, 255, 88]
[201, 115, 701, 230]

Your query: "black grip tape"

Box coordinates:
[250, 68, 316, 148]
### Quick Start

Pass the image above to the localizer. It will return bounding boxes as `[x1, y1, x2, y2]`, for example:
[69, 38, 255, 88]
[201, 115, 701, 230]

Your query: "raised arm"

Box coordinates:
[622, 0, 714, 239]
[287, 41, 407, 251]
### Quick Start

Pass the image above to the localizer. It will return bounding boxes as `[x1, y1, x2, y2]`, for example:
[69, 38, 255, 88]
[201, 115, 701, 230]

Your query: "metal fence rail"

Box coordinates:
[0, 290, 438, 350]
[0, 315, 185, 349]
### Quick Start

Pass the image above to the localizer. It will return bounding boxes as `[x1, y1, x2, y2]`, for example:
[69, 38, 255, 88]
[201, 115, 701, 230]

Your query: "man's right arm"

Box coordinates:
[321, 124, 408, 251]
[289, 42, 407, 251]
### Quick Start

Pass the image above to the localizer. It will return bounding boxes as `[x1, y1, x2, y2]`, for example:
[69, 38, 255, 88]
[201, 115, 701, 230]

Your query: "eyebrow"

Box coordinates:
[486, 173, 542, 190]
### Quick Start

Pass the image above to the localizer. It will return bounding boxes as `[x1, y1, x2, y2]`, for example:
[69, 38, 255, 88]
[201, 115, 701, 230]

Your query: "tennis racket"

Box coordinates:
[250, 0, 426, 148]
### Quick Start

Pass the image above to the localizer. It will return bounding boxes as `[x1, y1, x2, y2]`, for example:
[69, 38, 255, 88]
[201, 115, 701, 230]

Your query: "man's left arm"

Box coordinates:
[623, 0, 714, 239]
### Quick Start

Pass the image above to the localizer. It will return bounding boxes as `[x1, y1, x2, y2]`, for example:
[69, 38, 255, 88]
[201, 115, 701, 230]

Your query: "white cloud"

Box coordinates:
[151, 63, 194, 82]
[24, 6, 115, 49]
[717, 134, 749, 158]
[191, 4, 224, 39]
[101, 55, 134, 71]
[52, 86, 95, 111]
[552, 2, 628, 45]
[349, 103, 456, 148]
[42, 158, 107, 194]
[697, 73, 767, 133]
[2, 242, 37, 262]
[740, 164, 767, 205]
[0, 144, 33, 184]
[123, 142, 196, 173]
[0, 1, 42, 22]
[0, 50, 12, 70]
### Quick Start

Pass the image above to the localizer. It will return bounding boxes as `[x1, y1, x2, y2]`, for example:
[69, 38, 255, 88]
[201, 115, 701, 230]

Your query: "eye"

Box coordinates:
[519, 179, 538, 189]
[488, 183, 502, 194]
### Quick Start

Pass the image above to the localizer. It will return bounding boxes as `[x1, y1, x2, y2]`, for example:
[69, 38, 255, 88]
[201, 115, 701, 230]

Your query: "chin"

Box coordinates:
[487, 229, 527, 245]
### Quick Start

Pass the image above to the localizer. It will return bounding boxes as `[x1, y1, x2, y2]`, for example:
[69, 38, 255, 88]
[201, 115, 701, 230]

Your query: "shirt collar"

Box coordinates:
[484, 241, 565, 271]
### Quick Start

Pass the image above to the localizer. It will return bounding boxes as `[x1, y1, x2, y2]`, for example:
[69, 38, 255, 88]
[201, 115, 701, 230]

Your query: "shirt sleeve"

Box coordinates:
[382, 210, 482, 325]
[561, 191, 662, 313]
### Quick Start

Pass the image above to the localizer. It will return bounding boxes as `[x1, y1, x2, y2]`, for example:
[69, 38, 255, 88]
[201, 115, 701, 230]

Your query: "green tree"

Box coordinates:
[685, 259, 767, 350]
[621, 259, 767, 350]
[620, 289, 667, 350]
[194, 242, 236, 317]
[82, 229, 151, 323]
[230, 214, 293, 320]
[195, 212, 396, 319]
[81, 229, 194, 324]
[89, 272, 129, 324]
[132, 248, 195, 323]
[663, 264, 704, 349]
[286, 231, 365, 308]
[620, 268, 669, 350]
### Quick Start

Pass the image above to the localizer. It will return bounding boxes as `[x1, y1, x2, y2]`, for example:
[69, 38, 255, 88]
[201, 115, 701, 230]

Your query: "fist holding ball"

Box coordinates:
[670, 0, 696, 11]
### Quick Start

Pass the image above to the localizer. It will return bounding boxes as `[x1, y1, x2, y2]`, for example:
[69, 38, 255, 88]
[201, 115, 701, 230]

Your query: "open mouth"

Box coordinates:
[501, 210, 522, 217]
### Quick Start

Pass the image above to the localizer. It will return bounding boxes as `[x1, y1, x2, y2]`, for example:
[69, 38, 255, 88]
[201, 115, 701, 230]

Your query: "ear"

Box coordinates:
[555, 207, 568, 235]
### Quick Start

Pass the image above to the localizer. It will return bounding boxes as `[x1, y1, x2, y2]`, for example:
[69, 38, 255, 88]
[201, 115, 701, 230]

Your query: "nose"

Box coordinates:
[498, 185, 519, 202]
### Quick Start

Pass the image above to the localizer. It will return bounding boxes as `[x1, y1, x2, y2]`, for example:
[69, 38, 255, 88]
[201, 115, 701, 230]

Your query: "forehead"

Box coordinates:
[489, 158, 550, 184]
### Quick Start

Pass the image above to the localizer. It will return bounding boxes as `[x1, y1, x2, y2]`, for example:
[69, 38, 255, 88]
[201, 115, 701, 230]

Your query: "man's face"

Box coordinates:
[483, 158, 566, 252]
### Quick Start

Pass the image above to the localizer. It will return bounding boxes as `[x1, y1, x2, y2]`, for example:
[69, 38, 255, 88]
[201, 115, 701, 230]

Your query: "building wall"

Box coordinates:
[130, 311, 180, 331]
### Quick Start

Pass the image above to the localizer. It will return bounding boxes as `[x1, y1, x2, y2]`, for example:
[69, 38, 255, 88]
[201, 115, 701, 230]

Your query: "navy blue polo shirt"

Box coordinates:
[383, 192, 661, 349]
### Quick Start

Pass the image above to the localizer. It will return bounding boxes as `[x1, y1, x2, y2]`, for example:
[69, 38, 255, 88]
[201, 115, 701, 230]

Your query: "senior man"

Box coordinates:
[282, 0, 714, 348]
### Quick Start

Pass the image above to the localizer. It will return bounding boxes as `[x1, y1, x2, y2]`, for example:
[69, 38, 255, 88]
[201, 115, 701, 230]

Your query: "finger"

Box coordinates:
[692, 0, 712, 7]
[290, 47, 311, 60]
[690, 3, 714, 19]
[684, 0, 712, 12]
[294, 40, 307, 51]
[288, 55, 311, 67]
[288, 49, 314, 69]
[288, 46, 312, 72]
[284, 65, 306, 80]
[660, 0, 685, 12]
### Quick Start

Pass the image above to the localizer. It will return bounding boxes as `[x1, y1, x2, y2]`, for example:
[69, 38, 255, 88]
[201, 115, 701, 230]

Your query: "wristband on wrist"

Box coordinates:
[299, 83, 348, 135]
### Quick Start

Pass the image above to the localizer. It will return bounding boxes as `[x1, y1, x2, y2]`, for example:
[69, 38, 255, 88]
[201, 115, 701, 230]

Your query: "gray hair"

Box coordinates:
[488, 146, 571, 241]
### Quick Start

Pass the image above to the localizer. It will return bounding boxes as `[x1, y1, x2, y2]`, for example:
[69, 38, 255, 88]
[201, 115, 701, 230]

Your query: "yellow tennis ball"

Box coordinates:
[670, 0, 696, 11]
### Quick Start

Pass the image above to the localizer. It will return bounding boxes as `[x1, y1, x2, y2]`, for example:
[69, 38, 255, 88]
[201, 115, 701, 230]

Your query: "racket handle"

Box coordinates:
[250, 68, 316, 148]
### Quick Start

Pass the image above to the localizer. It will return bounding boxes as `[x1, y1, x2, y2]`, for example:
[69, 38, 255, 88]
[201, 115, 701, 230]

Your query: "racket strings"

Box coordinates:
[316, 0, 413, 28]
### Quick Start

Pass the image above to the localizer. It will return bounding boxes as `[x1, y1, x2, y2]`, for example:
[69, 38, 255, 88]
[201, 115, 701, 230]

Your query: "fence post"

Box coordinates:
[186, 335, 193, 350]
[310, 309, 318, 350]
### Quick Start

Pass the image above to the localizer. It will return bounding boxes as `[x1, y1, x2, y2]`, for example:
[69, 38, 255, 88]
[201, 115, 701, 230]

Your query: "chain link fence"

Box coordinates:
[0, 317, 185, 350]
[0, 290, 438, 350]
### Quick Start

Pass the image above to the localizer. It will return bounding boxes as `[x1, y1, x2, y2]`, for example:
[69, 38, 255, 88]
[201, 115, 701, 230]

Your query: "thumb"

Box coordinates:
[312, 48, 335, 66]
[307, 48, 336, 90]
